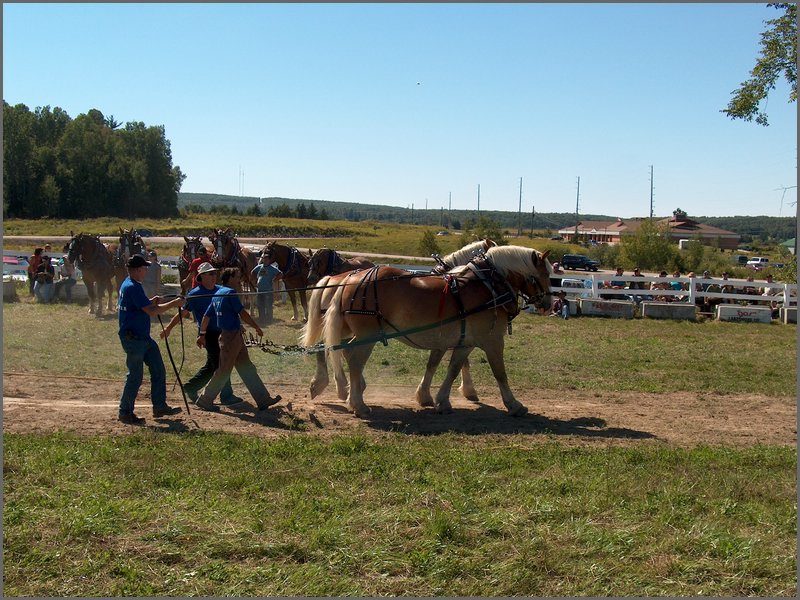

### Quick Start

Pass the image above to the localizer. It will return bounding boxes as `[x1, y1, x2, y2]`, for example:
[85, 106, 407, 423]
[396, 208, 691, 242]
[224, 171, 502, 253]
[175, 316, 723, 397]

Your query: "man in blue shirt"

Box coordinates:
[160, 262, 241, 405]
[195, 267, 281, 412]
[117, 254, 185, 425]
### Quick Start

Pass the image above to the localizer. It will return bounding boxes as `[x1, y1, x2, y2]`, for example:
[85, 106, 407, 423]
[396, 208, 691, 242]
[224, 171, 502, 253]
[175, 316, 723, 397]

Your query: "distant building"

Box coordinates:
[558, 213, 740, 250]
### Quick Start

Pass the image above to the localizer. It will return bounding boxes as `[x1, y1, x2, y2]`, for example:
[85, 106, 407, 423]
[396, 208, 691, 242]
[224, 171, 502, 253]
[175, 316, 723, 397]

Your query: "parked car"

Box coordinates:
[550, 235, 564, 241]
[561, 254, 600, 271]
[436, 230, 450, 236]
[733, 255, 749, 265]
[746, 257, 770, 270]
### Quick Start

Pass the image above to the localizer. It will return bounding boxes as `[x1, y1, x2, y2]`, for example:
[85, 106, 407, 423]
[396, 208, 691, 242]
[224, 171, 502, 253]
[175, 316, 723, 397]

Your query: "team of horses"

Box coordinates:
[62, 229, 552, 418]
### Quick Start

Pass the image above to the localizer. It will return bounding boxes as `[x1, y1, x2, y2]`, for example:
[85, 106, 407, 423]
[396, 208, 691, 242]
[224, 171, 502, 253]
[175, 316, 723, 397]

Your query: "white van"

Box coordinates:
[746, 257, 769, 269]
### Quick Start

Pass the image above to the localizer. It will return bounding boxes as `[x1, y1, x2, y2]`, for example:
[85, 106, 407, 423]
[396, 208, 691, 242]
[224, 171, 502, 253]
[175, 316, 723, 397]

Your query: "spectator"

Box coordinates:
[251, 254, 283, 325]
[720, 272, 735, 304]
[142, 250, 162, 299]
[549, 261, 564, 289]
[184, 246, 210, 290]
[54, 254, 77, 303]
[650, 270, 671, 302]
[549, 290, 570, 319]
[195, 267, 281, 412]
[608, 266, 627, 300]
[117, 254, 185, 424]
[27, 247, 43, 296]
[33, 255, 56, 303]
[761, 273, 781, 317]
[160, 262, 241, 406]
[744, 275, 760, 304]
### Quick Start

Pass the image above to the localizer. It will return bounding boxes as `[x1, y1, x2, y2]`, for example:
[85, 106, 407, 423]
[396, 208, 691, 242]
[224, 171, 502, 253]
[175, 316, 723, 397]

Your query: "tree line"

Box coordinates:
[3, 102, 185, 219]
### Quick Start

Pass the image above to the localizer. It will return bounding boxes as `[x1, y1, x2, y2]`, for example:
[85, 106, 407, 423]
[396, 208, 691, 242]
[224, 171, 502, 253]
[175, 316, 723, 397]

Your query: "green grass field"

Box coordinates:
[3, 288, 797, 596]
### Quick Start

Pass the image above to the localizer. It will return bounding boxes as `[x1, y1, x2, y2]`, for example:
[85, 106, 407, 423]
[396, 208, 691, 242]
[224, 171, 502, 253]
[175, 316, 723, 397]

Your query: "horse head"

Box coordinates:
[485, 246, 552, 311]
[118, 227, 145, 262]
[211, 228, 239, 267]
[182, 236, 207, 261]
[307, 248, 332, 285]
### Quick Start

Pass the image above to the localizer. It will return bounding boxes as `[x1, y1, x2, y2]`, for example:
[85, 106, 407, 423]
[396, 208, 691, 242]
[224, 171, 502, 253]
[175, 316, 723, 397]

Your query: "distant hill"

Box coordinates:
[177, 193, 797, 242]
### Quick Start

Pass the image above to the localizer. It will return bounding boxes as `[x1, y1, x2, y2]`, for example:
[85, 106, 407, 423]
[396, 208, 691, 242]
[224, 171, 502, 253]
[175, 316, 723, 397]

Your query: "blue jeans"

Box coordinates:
[34, 281, 54, 303]
[119, 335, 168, 416]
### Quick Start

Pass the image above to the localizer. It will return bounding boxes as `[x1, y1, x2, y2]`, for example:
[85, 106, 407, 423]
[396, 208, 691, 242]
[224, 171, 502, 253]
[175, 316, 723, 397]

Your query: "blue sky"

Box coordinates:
[3, 3, 797, 218]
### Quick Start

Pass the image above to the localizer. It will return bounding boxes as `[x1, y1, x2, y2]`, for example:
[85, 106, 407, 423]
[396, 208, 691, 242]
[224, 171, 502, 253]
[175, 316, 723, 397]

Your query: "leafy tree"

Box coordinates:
[268, 203, 294, 218]
[722, 3, 797, 126]
[620, 219, 679, 270]
[418, 230, 441, 257]
[245, 203, 262, 216]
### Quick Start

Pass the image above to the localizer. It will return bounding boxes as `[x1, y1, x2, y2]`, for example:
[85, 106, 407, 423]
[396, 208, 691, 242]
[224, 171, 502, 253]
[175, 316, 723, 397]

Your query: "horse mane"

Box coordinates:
[484, 245, 540, 277]
[442, 239, 495, 267]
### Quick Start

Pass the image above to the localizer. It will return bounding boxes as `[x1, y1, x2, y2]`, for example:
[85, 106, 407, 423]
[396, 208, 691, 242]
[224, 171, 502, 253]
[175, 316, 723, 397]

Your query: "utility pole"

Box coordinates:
[574, 176, 580, 242]
[477, 184, 481, 215]
[517, 177, 523, 237]
[448, 192, 452, 227]
[530, 204, 535, 237]
[649, 165, 654, 219]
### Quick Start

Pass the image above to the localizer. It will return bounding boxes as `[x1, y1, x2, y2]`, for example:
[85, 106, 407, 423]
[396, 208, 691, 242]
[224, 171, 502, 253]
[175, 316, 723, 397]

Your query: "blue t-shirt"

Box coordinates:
[118, 277, 152, 338]
[251, 263, 280, 292]
[203, 286, 243, 332]
[185, 284, 223, 333]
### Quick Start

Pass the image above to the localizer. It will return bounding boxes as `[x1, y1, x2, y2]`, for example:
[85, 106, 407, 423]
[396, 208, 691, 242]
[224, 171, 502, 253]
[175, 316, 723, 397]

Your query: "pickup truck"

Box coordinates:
[561, 254, 600, 271]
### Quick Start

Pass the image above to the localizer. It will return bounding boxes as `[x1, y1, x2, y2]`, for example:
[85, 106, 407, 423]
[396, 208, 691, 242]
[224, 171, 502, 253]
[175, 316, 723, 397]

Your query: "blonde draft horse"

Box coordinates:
[178, 236, 212, 294]
[261, 241, 310, 322]
[306, 248, 376, 286]
[110, 227, 146, 295]
[307, 245, 552, 418]
[302, 238, 497, 404]
[209, 228, 257, 306]
[64, 231, 115, 316]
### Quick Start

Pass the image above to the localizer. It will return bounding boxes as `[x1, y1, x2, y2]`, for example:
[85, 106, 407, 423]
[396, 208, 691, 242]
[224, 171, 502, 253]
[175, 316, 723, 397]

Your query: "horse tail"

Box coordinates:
[301, 275, 330, 347]
[323, 277, 347, 375]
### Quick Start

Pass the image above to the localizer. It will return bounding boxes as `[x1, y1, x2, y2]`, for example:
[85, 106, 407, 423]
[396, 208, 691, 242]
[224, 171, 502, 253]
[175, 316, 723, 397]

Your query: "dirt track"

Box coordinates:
[2, 372, 795, 447]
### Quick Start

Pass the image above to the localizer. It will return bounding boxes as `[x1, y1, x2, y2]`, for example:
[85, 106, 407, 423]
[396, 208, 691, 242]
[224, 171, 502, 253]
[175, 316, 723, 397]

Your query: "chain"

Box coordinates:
[242, 332, 324, 356]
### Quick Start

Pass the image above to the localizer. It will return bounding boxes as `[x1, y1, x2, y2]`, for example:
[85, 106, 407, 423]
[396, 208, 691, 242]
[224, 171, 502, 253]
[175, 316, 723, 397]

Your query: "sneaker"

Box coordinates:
[195, 400, 220, 412]
[220, 395, 244, 406]
[257, 394, 282, 411]
[153, 405, 182, 418]
[119, 413, 146, 425]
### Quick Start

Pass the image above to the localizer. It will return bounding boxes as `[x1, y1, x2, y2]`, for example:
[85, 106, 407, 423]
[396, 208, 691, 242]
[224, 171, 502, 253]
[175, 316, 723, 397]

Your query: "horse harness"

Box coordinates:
[341, 255, 522, 350]
[323, 249, 346, 276]
[70, 235, 112, 272]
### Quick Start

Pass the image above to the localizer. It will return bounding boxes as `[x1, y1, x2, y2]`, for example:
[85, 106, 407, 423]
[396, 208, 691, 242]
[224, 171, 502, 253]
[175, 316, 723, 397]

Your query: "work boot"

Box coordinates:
[119, 413, 146, 425]
[220, 394, 244, 406]
[195, 398, 220, 412]
[153, 405, 182, 418]
[257, 394, 282, 411]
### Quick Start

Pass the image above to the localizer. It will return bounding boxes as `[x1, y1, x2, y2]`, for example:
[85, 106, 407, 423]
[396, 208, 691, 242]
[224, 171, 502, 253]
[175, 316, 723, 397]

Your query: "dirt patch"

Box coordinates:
[2, 372, 795, 447]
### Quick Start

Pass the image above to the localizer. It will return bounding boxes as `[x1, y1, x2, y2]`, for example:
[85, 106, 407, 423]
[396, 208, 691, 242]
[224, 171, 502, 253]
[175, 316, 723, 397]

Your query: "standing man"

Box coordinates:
[27, 247, 43, 296]
[160, 262, 241, 405]
[195, 267, 281, 412]
[117, 254, 185, 425]
[251, 254, 282, 325]
[142, 250, 162, 299]
[183, 245, 210, 291]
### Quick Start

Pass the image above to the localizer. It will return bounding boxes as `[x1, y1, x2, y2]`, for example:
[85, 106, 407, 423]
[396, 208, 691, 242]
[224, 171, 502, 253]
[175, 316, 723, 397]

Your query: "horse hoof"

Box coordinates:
[510, 405, 528, 417]
[291, 316, 298, 321]
[435, 403, 453, 414]
[463, 394, 479, 403]
[416, 394, 435, 407]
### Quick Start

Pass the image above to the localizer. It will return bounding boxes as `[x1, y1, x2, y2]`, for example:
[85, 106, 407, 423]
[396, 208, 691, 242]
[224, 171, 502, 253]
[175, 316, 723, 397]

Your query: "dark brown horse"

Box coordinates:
[306, 248, 375, 286]
[209, 228, 257, 305]
[178, 236, 212, 294]
[304, 245, 551, 418]
[64, 231, 115, 316]
[303, 238, 497, 404]
[261, 241, 310, 322]
[110, 227, 146, 295]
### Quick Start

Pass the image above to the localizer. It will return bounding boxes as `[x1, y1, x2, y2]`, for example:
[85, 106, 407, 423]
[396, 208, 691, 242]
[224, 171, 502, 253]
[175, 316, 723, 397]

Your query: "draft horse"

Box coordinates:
[209, 228, 257, 304]
[64, 231, 115, 316]
[307, 248, 376, 286]
[178, 236, 212, 295]
[303, 238, 497, 403]
[111, 227, 146, 295]
[305, 244, 551, 418]
[261, 241, 310, 322]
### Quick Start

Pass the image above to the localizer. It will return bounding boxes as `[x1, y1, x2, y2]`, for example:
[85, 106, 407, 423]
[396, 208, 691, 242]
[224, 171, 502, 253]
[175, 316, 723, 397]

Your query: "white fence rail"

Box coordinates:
[554, 274, 797, 308]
